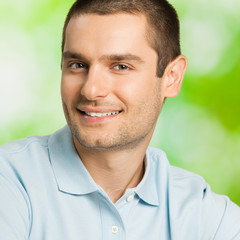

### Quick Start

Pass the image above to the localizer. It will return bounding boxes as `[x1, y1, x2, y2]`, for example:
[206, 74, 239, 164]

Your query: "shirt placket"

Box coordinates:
[98, 189, 139, 240]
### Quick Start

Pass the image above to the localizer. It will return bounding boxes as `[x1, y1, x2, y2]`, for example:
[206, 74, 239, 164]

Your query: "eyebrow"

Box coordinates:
[62, 51, 145, 64]
[99, 54, 145, 63]
[62, 51, 87, 61]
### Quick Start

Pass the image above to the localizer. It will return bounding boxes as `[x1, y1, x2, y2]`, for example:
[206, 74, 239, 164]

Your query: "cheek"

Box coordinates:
[113, 74, 159, 106]
[61, 76, 81, 103]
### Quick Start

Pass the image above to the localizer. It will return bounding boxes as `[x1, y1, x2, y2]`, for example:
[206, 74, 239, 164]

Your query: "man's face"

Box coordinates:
[61, 13, 166, 151]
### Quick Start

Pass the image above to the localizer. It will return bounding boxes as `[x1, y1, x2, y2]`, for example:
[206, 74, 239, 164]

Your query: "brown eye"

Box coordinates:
[113, 64, 130, 71]
[69, 63, 87, 69]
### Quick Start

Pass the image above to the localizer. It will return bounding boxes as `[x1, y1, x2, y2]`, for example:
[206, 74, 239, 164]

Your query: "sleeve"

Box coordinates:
[0, 162, 31, 240]
[201, 185, 240, 240]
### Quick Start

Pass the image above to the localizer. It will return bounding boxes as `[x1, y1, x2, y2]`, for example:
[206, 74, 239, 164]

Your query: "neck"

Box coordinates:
[74, 139, 148, 203]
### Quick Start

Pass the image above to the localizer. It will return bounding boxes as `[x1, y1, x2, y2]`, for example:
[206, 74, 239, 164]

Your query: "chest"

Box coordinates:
[28, 191, 173, 240]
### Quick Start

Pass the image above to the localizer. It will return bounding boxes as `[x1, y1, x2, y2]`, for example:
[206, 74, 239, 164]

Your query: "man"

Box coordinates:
[0, 0, 240, 239]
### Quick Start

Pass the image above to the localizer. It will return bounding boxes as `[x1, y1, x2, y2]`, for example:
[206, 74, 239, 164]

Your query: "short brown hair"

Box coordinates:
[62, 0, 181, 77]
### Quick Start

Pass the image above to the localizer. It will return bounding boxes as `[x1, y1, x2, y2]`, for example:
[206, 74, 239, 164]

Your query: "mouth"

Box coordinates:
[84, 111, 121, 117]
[77, 108, 122, 123]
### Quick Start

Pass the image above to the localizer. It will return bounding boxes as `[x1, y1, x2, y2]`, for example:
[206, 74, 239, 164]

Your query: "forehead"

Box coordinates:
[66, 12, 147, 36]
[64, 13, 155, 57]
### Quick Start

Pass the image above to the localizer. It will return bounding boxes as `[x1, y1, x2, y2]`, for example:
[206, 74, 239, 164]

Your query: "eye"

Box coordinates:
[68, 62, 87, 69]
[113, 64, 130, 71]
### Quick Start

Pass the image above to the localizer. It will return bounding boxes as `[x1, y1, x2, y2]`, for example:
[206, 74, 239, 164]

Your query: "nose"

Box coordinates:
[80, 65, 111, 100]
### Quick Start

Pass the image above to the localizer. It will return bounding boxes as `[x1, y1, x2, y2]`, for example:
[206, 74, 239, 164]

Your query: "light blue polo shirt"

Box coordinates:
[0, 126, 240, 240]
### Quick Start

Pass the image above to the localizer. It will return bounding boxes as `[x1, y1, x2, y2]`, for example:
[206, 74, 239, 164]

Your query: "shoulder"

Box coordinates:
[170, 163, 240, 239]
[170, 167, 240, 239]
[0, 134, 51, 182]
[0, 126, 70, 180]
[0, 135, 49, 155]
[0, 136, 49, 238]
[147, 147, 240, 239]
[170, 165, 207, 196]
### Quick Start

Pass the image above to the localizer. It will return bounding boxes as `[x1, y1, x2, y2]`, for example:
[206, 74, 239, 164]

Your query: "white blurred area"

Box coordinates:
[0, 24, 64, 142]
[172, 0, 240, 76]
[0, 28, 37, 125]
[0, 2, 67, 143]
[181, 18, 231, 76]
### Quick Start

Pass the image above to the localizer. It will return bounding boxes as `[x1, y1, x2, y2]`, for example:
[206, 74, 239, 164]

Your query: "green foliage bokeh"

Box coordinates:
[0, 0, 239, 205]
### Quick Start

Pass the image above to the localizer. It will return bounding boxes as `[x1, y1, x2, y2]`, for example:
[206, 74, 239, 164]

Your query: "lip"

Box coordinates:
[78, 106, 122, 113]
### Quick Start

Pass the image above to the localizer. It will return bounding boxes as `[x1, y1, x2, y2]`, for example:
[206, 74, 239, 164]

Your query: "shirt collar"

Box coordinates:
[48, 126, 168, 207]
[134, 149, 160, 207]
[48, 126, 98, 195]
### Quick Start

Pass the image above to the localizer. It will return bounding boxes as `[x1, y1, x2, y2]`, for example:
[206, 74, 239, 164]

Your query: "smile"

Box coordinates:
[85, 111, 121, 117]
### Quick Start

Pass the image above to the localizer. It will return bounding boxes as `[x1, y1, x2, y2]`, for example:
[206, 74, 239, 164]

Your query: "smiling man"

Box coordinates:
[0, 0, 240, 239]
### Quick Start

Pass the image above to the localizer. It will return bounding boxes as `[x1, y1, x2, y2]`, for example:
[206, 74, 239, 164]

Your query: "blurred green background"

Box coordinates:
[0, 0, 239, 205]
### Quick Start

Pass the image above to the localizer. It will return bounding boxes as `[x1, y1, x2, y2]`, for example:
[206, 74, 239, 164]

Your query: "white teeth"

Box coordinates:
[85, 111, 120, 117]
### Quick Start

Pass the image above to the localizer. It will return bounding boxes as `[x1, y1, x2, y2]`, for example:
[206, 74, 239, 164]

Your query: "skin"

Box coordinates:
[61, 13, 188, 202]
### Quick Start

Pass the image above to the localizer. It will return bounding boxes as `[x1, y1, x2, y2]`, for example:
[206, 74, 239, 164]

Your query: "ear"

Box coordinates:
[161, 55, 188, 98]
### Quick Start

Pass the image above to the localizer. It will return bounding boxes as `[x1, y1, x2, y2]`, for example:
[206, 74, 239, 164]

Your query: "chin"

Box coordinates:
[72, 131, 111, 150]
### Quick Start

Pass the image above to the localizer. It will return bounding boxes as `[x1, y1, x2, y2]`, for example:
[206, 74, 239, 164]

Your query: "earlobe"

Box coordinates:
[163, 55, 188, 98]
